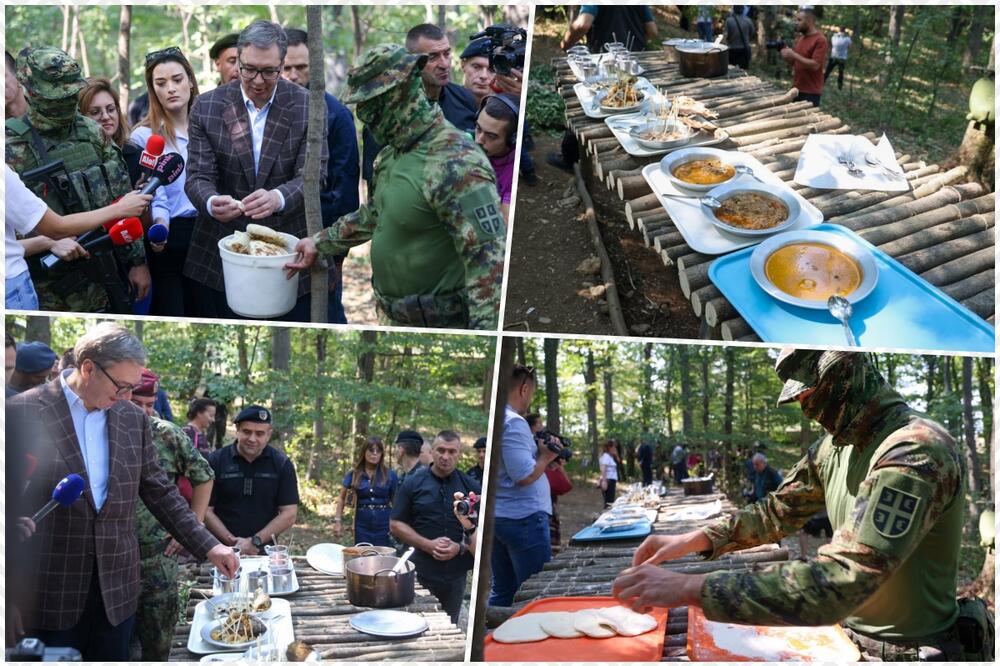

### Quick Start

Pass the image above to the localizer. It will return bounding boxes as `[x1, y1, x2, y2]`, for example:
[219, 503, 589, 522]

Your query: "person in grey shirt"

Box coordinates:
[488, 364, 561, 606]
[723, 6, 756, 70]
[825, 25, 852, 90]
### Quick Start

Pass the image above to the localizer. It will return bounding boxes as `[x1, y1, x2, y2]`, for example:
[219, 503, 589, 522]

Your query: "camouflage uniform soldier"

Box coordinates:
[287, 45, 505, 330]
[613, 350, 993, 661]
[6, 47, 147, 313]
[130, 371, 215, 661]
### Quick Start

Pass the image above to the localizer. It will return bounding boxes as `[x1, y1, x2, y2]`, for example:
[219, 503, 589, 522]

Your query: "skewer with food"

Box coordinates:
[602, 75, 642, 109]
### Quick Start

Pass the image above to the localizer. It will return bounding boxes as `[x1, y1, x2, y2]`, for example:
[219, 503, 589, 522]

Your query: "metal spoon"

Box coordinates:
[591, 90, 607, 111]
[827, 295, 858, 346]
[864, 152, 905, 179]
[734, 164, 766, 184]
[659, 192, 722, 209]
[837, 153, 864, 177]
[392, 547, 416, 574]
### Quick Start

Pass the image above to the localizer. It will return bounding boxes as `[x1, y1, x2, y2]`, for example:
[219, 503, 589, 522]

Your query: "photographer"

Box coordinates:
[489, 365, 562, 607]
[779, 8, 829, 107]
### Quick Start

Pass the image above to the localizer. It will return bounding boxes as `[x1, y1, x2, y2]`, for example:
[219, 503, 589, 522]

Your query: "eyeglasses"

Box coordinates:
[93, 360, 138, 397]
[239, 61, 282, 81]
[145, 46, 183, 66]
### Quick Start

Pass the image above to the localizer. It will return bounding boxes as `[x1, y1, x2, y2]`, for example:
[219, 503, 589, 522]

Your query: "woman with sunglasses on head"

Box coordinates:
[130, 47, 200, 317]
[334, 437, 398, 547]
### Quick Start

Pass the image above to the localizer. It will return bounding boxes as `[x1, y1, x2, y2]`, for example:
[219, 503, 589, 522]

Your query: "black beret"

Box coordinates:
[394, 429, 423, 445]
[474, 437, 487, 449]
[234, 404, 271, 425]
[210, 33, 239, 60]
[461, 37, 492, 60]
[15, 341, 56, 374]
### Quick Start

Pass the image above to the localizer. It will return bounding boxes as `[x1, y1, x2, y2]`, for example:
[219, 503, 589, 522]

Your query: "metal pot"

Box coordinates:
[343, 543, 397, 565]
[662, 38, 703, 63]
[676, 42, 729, 78]
[345, 555, 415, 608]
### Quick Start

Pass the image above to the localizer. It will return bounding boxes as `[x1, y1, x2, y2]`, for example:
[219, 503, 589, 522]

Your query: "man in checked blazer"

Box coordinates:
[184, 20, 327, 321]
[6, 323, 239, 660]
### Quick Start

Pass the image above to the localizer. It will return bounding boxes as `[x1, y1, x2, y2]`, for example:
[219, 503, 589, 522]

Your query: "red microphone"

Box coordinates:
[41, 217, 145, 270]
[139, 134, 166, 175]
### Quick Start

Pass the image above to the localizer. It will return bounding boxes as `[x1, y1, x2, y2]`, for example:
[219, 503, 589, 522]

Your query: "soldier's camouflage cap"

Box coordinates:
[774, 348, 853, 405]
[343, 44, 428, 105]
[16, 47, 86, 100]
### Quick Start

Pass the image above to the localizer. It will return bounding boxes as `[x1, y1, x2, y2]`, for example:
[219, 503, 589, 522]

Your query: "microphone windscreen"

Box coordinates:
[53, 473, 86, 506]
[148, 223, 169, 244]
[145, 134, 166, 156]
[109, 217, 144, 245]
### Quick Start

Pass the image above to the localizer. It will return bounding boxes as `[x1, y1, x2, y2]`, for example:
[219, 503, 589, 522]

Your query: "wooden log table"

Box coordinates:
[486, 488, 790, 660]
[168, 557, 467, 661]
[554, 55, 996, 340]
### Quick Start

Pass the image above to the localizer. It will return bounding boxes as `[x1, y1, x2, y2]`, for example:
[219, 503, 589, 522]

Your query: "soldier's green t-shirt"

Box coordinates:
[699, 397, 965, 641]
[135, 417, 215, 549]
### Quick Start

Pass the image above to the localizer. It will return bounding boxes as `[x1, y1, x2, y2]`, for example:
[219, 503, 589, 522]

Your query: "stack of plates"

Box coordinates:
[306, 543, 345, 576]
[350, 610, 429, 638]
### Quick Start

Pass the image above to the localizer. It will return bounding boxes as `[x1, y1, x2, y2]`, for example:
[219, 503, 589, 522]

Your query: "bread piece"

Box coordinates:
[492, 614, 549, 644]
[228, 230, 251, 254]
[249, 240, 287, 256]
[596, 605, 658, 636]
[538, 611, 584, 639]
[573, 609, 616, 638]
[246, 223, 285, 245]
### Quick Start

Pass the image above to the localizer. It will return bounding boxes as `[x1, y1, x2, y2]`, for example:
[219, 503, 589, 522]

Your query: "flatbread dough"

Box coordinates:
[228, 230, 250, 254]
[597, 605, 658, 637]
[573, 609, 616, 638]
[492, 614, 550, 644]
[246, 223, 285, 245]
[538, 612, 584, 639]
[248, 239, 287, 256]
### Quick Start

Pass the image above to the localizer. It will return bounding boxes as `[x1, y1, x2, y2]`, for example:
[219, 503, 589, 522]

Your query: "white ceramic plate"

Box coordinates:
[659, 147, 738, 193]
[749, 230, 879, 310]
[306, 543, 345, 576]
[349, 610, 429, 638]
[702, 181, 801, 238]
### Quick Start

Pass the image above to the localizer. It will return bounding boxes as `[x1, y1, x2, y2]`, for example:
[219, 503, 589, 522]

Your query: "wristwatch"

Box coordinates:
[251, 535, 263, 549]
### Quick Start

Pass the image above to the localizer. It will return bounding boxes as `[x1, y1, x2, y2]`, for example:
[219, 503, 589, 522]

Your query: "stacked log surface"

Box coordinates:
[487, 487, 789, 660]
[169, 558, 467, 662]
[553, 57, 995, 339]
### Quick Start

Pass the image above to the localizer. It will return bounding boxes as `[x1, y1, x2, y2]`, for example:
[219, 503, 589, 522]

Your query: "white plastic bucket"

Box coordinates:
[217, 231, 299, 319]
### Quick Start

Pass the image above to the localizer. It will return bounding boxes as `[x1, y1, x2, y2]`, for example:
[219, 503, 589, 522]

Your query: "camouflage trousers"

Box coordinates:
[129, 552, 180, 662]
[373, 289, 469, 328]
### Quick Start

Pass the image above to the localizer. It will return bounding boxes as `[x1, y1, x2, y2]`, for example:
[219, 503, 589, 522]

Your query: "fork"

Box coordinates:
[837, 152, 864, 177]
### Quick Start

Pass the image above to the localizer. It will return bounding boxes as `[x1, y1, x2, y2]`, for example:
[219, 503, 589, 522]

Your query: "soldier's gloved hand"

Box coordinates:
[284, 238, 318, 279]
[210, 195, 243, 223]
[243, 189, 281, 220]
[50, 238, 89, 262]
[128, 264, 151, 301]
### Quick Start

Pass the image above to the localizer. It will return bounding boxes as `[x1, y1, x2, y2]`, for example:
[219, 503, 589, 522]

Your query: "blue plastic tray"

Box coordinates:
[571, 520, 652, 543]
[708, 224, 995, 352]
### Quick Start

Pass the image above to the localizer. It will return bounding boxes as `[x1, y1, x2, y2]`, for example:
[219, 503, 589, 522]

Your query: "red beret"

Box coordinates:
[133, 368, 159, 397]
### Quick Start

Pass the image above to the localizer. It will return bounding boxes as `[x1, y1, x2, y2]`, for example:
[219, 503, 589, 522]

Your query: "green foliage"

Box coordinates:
[525, 79, 566, 133]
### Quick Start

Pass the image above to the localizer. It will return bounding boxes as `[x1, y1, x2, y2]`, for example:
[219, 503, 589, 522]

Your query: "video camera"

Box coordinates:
[765, 39, 788, 51]
[536, 430, 572, 461]
[6, 638, 81, 662]
[471, 24, 527, 76]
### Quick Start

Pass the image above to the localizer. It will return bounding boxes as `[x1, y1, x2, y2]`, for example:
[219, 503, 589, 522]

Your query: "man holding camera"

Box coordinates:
[390, 431, 480, 625]
[779, 7, 829, 107]
[489, 364, 562, 607]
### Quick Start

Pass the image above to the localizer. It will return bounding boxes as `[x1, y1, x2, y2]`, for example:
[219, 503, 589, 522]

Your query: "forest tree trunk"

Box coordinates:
[679, 346, 693, 435]
[543, 337, 560, 433]
[585, 349, 598, 464]
[117, 6, 131, 110]
[351, 331, 377, 446]
[305, 6, 330, 321]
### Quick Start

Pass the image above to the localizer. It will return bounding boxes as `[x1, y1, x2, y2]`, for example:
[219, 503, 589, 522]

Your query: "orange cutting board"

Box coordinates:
[484, 596, 669, 662]
[687, 607, 861, 661]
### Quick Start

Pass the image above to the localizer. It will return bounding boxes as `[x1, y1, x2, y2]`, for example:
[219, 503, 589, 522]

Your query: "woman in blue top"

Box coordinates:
[130, 47, 200, 317]
[334, 437, 398, 547]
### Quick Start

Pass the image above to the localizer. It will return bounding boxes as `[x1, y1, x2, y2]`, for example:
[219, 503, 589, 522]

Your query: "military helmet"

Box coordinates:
[774, 348, 854, 405]
[343, 44, 428, 105]
[16, 46, 86, 100]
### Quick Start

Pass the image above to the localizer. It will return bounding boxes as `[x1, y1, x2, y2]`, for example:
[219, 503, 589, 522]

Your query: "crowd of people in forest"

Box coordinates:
[6, 16, 527, 329]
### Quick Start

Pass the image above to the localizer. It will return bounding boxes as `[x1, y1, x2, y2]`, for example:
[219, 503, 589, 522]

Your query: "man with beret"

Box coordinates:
[286, 44, 505, 330]
[613, 349, 993, 661]
[204, 404, 299, 556]
[460, 37, 495, 107]
[128, 369, 214, 661]
[7, 47, 149, 314]
[6, 322, 237, 660]
[467, 436, 487, 483]
[6, 341, 57, 396]
[394, 430, 427, 486]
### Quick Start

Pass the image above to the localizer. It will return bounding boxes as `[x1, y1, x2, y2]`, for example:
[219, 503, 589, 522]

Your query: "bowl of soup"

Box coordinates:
[702, 182, 799, 237]
[749, 231, 879, 309]
[660, 147, 738, 192]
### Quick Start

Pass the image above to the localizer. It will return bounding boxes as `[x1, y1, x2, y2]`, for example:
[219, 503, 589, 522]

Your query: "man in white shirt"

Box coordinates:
[824, 25, 852, 91]
[4, 165, 151, 310]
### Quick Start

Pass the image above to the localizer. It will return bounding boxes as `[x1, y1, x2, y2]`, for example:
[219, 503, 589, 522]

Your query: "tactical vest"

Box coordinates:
[6, 115, 129, 215]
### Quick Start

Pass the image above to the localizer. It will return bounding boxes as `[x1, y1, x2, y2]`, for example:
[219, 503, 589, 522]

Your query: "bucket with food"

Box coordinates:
[217, 224, 299, 319]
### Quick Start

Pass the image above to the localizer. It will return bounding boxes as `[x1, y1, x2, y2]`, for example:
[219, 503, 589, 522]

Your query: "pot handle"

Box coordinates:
[373, 568, 401, 579]
[354, 542, 374, 547]
[360, 549, 381, 556]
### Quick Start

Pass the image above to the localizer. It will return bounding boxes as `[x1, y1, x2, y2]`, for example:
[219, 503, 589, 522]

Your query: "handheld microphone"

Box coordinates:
[148, 223, 169, 244]
[41, 217, 145, 270]
[139, 134, 166, 175]
[139, 153, 185, 197]
[30, 473, 86, 524]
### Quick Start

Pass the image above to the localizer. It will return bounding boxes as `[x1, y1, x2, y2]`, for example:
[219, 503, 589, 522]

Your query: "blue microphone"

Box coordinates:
[30, 473, 86, 523]
[148, 223, 169, 244]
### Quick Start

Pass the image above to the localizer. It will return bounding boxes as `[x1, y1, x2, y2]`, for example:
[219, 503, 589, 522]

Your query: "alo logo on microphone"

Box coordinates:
[139, 151, 158, 171]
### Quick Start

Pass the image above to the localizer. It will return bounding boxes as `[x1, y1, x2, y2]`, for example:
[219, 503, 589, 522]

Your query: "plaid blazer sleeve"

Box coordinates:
[184, 94, 221, 214]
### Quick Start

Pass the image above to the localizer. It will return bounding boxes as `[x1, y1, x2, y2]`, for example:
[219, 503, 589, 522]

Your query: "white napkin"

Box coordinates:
[793, 133, 909, 192]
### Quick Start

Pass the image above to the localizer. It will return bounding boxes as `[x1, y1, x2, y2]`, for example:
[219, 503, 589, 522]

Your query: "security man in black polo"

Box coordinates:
[204, 405, 299, 556]
[390, 430, 480, 625]
[467, 436, 487, 483]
